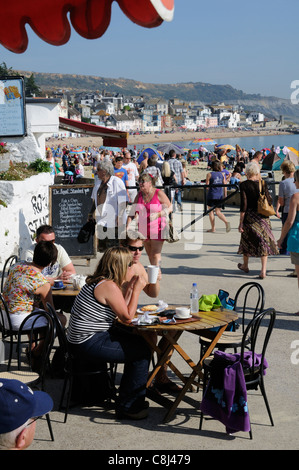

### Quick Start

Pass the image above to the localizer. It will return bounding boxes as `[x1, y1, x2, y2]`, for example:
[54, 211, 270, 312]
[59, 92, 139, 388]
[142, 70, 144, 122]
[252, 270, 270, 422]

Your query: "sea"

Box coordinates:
[133, 133, 299, 153]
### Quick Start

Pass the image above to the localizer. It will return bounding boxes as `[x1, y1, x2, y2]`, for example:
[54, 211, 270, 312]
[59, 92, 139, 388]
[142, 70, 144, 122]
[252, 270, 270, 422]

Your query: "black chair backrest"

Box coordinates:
[46, 303, 77, 378]
[18, 310, 55, 381]
[234, 282, 265, 332]
[240, 308, 276, 381]
[46, 303, 67, 346]
[0, 292, 13, 334]
[1, 255, 18, 292]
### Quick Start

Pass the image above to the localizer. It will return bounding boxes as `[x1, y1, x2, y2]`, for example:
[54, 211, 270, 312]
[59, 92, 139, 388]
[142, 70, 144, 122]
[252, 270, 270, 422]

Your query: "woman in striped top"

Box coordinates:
[68, 246, 151, 420]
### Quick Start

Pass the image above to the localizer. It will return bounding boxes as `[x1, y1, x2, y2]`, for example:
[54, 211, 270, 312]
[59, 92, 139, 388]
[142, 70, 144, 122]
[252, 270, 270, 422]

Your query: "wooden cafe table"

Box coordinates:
[130, 306, 238, 423]
[51, 283, 80, 312]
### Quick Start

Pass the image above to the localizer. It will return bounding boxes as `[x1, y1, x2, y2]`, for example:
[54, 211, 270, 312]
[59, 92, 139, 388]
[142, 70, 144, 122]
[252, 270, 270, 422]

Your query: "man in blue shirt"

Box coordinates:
[113, 156, 130, 201]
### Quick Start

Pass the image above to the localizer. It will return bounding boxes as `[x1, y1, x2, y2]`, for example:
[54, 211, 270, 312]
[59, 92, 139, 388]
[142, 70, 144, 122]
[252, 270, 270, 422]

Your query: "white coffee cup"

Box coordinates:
[175, 307, 191, 319]
[147, 265, 159, 284]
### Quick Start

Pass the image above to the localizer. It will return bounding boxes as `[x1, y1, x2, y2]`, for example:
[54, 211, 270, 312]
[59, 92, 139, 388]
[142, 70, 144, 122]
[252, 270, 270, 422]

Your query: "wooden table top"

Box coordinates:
[129, 306, 237, 332]
[51, 284, 80, 296]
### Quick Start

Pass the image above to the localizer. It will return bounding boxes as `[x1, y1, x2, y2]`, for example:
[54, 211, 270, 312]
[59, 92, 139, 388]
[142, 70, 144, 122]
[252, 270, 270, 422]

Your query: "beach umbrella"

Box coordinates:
[100, 146, 121, 152]
[156, 142, 185, 154]
[137, 147, 163, 164]
[191, 138, 216, 145]
[215, 144, 236, 151]
[69, 148, 85, 155]
[262, 148, 271, 156]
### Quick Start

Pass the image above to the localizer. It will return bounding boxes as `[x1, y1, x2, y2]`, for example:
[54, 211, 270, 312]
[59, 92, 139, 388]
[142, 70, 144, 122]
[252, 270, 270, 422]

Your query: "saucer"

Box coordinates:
[174, 314, 192, 320]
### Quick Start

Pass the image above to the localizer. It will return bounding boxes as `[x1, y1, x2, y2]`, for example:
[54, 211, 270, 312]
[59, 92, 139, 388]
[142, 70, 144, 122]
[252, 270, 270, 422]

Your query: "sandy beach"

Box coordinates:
[48, 127, 287, 183]
[47, 127, 291, 151]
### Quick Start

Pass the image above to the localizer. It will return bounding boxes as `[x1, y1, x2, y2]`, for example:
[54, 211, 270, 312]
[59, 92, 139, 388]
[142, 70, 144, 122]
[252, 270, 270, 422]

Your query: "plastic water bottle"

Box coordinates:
[190, 283, 199, 314]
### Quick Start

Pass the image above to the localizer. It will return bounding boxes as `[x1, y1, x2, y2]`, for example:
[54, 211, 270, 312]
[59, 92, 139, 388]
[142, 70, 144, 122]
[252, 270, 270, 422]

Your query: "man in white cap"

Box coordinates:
[0, 379, 53, 450]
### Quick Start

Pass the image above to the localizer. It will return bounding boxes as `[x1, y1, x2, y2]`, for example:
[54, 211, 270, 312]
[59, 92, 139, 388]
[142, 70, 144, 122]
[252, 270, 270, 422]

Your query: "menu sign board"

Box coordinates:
[49, 184, 96, 258]
[0, 76, 26, 137]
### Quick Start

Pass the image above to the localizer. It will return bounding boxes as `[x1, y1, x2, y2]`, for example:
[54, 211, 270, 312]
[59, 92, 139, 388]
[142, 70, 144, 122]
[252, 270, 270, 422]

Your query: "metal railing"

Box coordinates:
[165, 183, 240, 234]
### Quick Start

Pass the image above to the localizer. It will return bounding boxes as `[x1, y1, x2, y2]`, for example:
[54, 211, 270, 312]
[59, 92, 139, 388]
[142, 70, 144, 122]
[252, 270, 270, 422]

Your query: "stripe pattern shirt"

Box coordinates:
[67, 280, 116, 344]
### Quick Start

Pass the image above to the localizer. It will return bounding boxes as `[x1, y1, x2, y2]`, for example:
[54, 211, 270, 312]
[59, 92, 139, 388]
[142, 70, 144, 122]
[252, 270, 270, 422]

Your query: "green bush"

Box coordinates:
[28, 159, 51, 173]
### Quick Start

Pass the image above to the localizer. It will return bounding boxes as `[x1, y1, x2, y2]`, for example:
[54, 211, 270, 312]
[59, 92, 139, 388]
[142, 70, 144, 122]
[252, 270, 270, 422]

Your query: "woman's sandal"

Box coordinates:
[258, 274, 266, 279]
[237, 263, 249, 273]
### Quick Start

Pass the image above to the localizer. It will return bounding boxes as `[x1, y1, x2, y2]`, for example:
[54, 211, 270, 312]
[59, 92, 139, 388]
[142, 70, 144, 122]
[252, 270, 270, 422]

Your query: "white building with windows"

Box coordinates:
[219, 112, 240, 128]
[248, 112, 265, 122]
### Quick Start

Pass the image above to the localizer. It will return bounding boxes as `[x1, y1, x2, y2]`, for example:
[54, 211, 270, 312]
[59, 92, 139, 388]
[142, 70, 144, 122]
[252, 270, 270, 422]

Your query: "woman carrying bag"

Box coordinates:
[237, 162, 278, 279]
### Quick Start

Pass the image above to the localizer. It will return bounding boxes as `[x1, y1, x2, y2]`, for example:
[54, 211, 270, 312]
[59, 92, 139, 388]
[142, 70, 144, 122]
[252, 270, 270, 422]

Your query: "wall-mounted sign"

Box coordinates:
[0, 76, 27, 137]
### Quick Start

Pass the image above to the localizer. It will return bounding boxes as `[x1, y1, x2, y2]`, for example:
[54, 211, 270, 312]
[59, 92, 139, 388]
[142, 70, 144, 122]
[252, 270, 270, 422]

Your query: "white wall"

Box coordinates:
[0, 99, 60, 271]
[3, 132, 41, 163]
[0, 173, 53, 270]
[26, 99, 60, 155]
[4, 99, 60, 161]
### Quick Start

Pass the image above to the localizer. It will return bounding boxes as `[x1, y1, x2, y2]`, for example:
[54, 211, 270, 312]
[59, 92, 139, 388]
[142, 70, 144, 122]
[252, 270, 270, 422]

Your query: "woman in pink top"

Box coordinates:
[127, 173, 172, 267]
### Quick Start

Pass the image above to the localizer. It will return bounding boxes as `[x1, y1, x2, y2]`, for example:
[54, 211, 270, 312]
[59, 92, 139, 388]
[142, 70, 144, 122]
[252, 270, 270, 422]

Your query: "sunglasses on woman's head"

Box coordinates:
[128, 245, 144, 252]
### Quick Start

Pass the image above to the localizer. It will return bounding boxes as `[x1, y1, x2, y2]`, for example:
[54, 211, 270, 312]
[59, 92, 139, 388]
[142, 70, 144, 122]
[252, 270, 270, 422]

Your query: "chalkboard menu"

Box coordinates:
[49, 184, 96, 258]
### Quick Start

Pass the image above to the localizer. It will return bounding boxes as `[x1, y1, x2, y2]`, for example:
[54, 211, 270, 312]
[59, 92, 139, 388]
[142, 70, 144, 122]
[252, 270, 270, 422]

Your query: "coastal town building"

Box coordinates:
[49, 90, 284, 138]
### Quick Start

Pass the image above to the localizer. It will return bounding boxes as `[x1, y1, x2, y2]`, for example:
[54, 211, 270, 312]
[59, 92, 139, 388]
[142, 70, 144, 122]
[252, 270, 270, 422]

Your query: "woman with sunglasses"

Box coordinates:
[127, 173, 172, 267]
[68, 246, 151, 419]
[120, 233, 182, 393]
[120, 233, 161, 299]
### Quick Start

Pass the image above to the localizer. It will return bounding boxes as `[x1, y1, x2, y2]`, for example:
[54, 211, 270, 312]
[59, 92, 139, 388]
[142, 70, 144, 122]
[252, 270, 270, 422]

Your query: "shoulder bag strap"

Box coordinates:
[258, 179, 263, 194]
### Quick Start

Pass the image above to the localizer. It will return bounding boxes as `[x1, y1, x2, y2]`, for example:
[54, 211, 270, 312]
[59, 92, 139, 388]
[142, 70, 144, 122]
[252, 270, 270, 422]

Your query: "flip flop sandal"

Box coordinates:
[237, 263, 249, 273]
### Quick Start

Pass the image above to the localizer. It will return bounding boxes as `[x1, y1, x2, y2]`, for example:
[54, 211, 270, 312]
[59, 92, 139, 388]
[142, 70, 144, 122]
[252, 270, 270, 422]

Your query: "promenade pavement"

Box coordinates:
[29, 203, 299, 451]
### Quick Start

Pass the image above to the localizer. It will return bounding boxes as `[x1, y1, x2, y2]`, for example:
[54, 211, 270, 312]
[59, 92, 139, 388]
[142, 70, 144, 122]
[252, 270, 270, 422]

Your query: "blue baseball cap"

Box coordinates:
[0, 379, 53, 433]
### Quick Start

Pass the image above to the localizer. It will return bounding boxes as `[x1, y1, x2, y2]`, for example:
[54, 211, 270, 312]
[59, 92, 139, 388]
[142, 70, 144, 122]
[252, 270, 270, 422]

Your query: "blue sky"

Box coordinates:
[0, 0, 298, 99]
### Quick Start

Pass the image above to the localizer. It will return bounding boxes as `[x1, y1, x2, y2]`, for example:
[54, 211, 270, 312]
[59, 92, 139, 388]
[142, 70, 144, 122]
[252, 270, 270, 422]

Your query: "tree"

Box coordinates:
[25, 73, 41, 97]
[0, 62, 16, 77]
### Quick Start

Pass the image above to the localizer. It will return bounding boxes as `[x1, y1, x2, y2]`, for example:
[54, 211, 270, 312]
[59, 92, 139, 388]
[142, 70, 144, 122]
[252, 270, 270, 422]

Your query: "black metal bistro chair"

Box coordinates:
[1, 255, 18, 292]
[198, 282, 265, 357]
[3, 310, 56, 441]
[0, 293, 50, 372]
[199, 308, 276, 439]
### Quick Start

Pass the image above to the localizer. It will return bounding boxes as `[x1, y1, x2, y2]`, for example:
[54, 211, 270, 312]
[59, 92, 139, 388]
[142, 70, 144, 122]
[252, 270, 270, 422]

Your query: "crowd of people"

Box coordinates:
[38, 142, 299, 297]
[1, 140, 299, 441]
